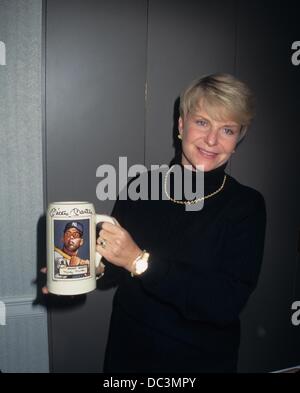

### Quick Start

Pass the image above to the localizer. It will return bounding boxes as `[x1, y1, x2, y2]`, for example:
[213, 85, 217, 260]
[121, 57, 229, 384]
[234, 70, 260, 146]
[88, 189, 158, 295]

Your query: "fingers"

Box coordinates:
[40, 268, 49, 294]
[96, 243, 111, 260]
[98, 218, 121, 231]
[99, 224, 125, 243]
[97, 230, 107, 244]
[96, 244, 103, 255]
[101, 222, 120, 234]
[42, 286, 49, 295]
[96, 220, 136, 268]
[97, 226, 120, 247]
[97, 221, 123, 248]
[112, 217, 121, 227]
[40, 268, 64, 297]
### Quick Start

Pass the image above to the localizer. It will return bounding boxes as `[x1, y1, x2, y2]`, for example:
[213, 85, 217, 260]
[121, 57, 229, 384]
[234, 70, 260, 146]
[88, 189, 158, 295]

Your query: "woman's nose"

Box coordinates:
[205, 128, 219, 146]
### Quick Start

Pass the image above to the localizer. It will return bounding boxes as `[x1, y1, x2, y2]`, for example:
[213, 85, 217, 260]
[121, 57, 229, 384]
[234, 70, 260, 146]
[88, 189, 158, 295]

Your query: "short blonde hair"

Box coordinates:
[180, 73, 255, 138]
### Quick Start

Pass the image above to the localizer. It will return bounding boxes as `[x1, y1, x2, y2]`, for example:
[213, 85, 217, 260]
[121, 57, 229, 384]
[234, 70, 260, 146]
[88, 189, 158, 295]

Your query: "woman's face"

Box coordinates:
[178, 105, 241, 172]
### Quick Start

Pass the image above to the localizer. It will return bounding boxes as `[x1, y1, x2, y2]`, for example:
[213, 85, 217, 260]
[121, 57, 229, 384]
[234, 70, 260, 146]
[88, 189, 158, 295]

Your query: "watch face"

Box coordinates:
[135, 259, 148, 274]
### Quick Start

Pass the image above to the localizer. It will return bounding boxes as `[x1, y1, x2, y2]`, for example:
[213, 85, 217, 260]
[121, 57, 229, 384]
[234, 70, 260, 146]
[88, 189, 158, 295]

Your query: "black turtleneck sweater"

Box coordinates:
[102, 162, 266, 373]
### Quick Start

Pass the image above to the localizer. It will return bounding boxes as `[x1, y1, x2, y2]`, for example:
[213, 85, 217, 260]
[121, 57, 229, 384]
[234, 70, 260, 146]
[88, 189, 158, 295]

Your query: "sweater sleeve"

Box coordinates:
[140, 190, 267, 326]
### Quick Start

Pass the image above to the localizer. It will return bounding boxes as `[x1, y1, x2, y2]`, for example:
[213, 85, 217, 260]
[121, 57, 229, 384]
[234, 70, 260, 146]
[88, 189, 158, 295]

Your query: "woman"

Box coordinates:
[97, 73, 266, 373]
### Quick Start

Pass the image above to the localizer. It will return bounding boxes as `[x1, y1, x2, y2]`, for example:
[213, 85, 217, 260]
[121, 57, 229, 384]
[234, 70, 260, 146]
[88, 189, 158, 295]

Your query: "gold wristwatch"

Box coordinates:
[131, 250, 150, 277]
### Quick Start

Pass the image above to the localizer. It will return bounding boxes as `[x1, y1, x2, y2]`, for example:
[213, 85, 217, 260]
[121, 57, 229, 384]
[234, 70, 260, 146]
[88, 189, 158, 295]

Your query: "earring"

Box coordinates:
[177, 134, 182, 140]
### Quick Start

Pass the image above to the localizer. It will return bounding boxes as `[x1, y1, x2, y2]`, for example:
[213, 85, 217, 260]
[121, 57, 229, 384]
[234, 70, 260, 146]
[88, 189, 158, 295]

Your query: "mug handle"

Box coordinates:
[95, 214, 117, 279]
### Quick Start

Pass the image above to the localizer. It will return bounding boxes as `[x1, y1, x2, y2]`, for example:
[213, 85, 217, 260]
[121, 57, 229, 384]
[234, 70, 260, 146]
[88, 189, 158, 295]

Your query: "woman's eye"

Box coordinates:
[223, 128, 234, 135]
[196, 120, 207, 127]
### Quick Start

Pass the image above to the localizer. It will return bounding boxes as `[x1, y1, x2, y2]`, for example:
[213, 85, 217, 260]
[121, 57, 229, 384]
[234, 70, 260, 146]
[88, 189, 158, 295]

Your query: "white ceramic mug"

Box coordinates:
[47, 201, 114, 295]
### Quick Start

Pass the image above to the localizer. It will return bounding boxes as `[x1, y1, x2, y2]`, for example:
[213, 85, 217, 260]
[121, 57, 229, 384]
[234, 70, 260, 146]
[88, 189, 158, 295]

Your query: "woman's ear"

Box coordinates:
[178, 116, 184, 136]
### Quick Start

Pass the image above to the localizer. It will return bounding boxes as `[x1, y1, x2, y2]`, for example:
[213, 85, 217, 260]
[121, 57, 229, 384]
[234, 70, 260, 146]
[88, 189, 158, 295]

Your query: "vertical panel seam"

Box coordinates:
[42, 0, 53, 374]
[230, 0, 240, 176]
[143, 0, 150, 167]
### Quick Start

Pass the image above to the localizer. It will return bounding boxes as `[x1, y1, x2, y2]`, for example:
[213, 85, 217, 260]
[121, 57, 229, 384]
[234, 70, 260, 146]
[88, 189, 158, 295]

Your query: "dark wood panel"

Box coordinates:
[233, 0, 300, 372]
[145, 0, 236, 167]
[46, 0, 147, 372]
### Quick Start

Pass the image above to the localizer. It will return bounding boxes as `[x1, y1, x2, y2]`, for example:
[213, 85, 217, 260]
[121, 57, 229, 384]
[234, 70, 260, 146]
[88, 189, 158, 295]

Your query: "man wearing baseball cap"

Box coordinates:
[54, 221, 89, 278]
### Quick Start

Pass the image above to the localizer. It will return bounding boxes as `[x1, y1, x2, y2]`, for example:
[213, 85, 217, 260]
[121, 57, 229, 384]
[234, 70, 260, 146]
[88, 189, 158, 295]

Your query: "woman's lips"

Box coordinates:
[197, 147, 218, 158]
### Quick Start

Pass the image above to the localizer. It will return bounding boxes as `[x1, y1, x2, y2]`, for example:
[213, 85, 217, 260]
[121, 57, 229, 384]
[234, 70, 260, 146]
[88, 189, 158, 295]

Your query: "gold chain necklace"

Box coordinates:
[164, 165, 227, 205]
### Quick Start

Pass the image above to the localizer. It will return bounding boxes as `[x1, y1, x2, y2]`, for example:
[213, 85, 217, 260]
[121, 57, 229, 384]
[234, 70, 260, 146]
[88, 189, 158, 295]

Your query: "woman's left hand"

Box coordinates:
[96, 222, 142, 273]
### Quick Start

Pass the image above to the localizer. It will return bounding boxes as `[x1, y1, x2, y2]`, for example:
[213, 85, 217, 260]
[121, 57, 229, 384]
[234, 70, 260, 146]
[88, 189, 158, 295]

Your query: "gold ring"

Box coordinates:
[100, 238, 107, 249]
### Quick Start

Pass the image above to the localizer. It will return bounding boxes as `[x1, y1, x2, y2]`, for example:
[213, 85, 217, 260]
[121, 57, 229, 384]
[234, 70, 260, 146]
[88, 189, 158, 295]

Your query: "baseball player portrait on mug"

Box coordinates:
[53, 220, 90, 279]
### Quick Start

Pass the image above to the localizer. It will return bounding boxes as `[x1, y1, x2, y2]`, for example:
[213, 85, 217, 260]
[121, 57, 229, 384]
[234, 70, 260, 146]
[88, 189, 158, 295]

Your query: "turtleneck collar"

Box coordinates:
[165, 160, 228, 203]
[179, 161, 228, 195]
